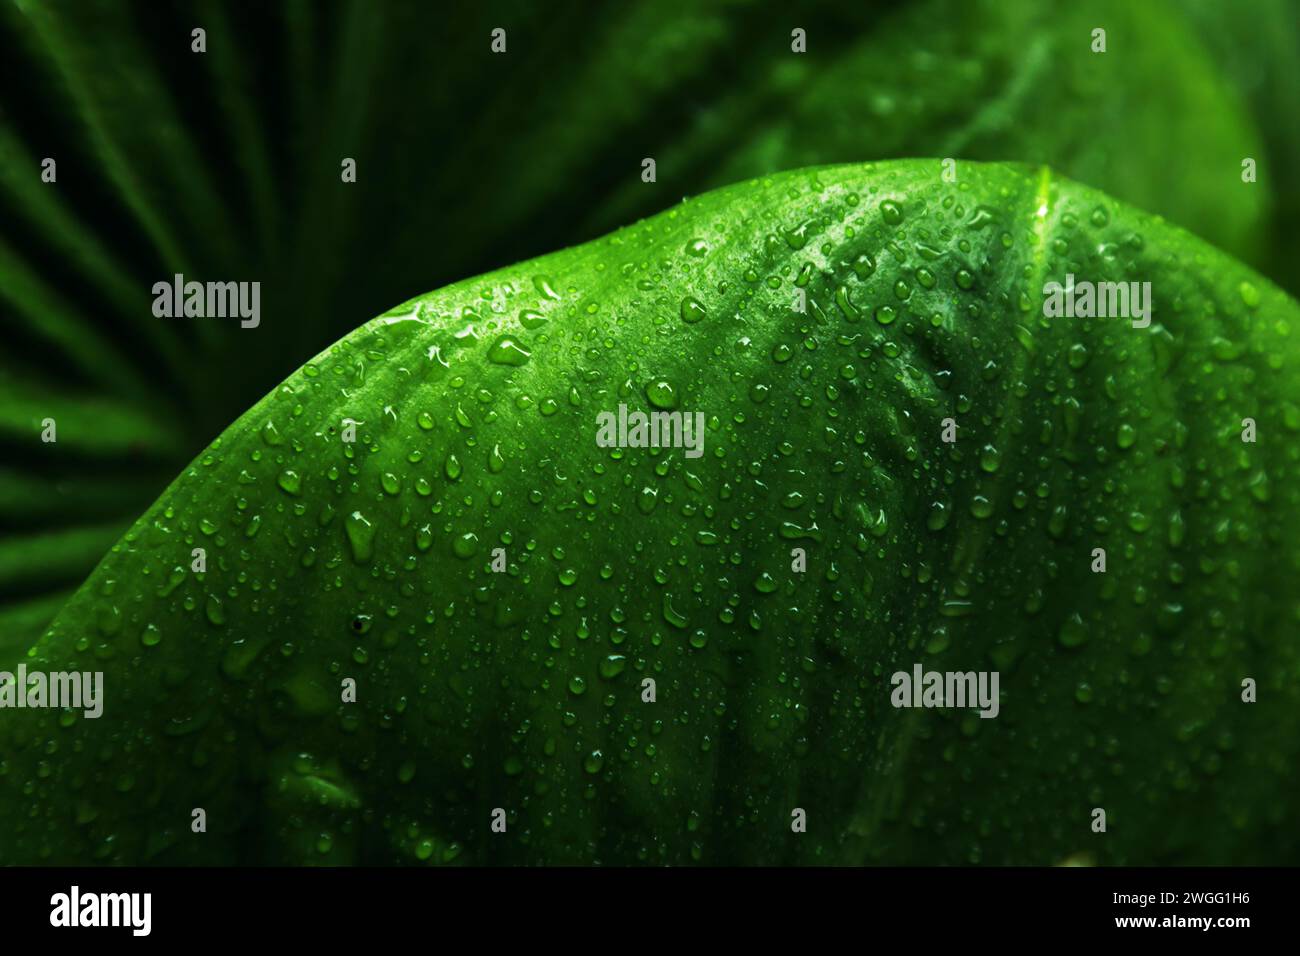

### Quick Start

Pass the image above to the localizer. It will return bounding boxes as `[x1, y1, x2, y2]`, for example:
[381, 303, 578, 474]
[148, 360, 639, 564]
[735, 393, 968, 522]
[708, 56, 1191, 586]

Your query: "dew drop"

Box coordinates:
[487, 335, 531, 366]
[453, 532, 479, 559]
[646, 379, 678, 410]
[345, 511, 375, 563]
[680, 296, 707, 324]
[1058, 612, 1089, 647]
[205, 594, 225, 626]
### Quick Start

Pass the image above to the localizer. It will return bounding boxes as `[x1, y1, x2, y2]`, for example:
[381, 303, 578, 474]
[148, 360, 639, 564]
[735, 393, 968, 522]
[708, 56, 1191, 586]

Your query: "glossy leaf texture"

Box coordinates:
[0, 0, 1288, 646]
[4, 161, 1298, 864]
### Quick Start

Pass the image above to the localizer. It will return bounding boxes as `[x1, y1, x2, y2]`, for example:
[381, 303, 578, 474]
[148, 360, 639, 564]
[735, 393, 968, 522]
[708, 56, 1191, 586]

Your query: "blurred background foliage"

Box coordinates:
[1, 0, 1297, 650]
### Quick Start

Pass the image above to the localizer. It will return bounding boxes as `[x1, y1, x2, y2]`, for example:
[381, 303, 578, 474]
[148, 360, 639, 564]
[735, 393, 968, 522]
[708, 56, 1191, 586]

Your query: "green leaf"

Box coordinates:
[6, 161, 1298, 864]
[582, 0, 1274, 269]
[1, 0, 1288, 646]
[1180, 0, 1300, 297]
